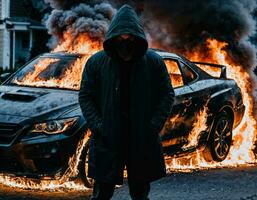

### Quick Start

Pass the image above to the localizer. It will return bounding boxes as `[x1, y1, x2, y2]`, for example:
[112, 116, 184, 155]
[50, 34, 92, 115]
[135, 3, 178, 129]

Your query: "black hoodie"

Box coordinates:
[79, 4, 174, 184]
[104, 5, 148, 126]
[103, 5, 148, 60]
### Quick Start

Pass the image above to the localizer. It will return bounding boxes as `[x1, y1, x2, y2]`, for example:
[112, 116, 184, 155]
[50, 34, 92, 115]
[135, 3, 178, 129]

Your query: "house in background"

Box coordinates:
[0, 0, 48, 70]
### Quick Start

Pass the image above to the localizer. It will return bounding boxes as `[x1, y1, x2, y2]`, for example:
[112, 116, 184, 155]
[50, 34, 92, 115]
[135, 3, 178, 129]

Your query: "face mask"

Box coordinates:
[116, 39, 135, 61]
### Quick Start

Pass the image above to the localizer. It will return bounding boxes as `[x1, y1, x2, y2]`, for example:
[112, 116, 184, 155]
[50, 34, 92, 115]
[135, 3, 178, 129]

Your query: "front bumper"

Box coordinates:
[0, 122, 85, 179]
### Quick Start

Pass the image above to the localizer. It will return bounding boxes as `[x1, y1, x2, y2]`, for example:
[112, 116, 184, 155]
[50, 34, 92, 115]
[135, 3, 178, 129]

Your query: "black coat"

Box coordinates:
[79, 5, 175, 185]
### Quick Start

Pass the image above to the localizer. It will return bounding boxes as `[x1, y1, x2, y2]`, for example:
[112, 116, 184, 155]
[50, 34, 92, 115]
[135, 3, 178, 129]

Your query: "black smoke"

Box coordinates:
[117, 0, 257, 69]
[44, 0, 257, 69]
[44, 0, 89, 10]
[44, 0, 116, 48]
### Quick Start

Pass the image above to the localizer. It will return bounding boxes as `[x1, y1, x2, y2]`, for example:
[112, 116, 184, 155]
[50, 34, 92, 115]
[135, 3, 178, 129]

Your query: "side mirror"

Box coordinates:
[0, 73, 11, 83]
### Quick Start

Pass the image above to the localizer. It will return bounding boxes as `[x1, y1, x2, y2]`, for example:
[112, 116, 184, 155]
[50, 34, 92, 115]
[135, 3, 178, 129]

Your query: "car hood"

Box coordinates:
[0, 86, 80, 119]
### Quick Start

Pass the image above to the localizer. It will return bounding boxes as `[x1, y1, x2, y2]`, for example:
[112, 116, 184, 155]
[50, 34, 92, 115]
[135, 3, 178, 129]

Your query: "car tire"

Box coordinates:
[203, 109, 233, 162]
[79, 139, 94, 188]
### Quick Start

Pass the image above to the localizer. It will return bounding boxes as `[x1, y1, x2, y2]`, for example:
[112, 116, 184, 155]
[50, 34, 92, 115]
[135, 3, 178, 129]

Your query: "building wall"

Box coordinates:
[0, 1, 2, 68]
[2, 29, 10, 69]
[0, 0, 10, 69]
[0, 0, 2, 18]
[0, 30, 3, 67]
[1, 0, 10, 19]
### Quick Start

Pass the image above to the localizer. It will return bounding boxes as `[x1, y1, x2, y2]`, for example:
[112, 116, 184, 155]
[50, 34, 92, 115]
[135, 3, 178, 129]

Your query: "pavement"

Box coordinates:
[113, 165, 257, 200]
[0, 165, 257, 200]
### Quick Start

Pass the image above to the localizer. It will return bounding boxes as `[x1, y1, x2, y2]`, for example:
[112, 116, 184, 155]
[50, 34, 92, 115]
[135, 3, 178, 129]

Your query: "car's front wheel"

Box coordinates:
[203, 109, 233, 162]
[79, 139, 94, 188]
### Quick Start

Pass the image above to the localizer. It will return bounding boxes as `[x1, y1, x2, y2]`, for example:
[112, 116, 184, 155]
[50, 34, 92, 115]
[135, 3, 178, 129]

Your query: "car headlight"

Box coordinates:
[32, 117, 79, 135]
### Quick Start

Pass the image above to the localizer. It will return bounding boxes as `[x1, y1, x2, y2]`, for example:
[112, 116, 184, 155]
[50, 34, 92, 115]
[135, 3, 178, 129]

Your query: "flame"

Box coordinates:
[0, 130, 91, 191]
[182, 106, 208, 149]
[1, 28, 257, 190]
[205, 39, 256, 164]
[14, 58, 60, 84]
[165, 59, 184, 88]
[13, 32, 101, 90]
[166, 39, 257, 171]
[53, 32, 102, 55]
[0, 32, 100, 191]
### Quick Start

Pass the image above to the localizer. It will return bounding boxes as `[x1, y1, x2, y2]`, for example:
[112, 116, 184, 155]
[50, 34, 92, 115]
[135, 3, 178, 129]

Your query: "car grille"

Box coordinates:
[0, 123, 21, 145]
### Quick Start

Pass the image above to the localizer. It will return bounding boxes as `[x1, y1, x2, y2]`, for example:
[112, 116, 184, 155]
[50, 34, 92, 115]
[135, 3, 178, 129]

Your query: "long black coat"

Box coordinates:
[79, 5, 174, 185]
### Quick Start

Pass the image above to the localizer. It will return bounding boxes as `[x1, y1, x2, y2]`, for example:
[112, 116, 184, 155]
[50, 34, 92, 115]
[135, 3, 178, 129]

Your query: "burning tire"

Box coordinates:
[203, 109, 233, 162]
[79, 139, 94, 188]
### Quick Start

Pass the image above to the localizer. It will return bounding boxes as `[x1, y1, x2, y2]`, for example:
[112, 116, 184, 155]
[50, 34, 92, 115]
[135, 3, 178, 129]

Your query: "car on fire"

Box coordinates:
[0, 50, 245, 187]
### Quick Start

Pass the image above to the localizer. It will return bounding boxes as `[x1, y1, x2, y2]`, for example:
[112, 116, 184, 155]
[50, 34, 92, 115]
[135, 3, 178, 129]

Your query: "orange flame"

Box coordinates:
[182, 106, 208, 150]
[13, 32, 102, 90]
[0, 130, 91, 191]
[165, 59, 184, 88]
[166, 39, 257, 171]
[2, 28, 257, 190]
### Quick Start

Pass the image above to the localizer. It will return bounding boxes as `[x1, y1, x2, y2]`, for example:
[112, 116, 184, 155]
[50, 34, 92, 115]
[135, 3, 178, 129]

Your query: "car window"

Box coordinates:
[164, 59, 184, 88]
[8, 56, 83, 90]
[179, 61, 197, 83]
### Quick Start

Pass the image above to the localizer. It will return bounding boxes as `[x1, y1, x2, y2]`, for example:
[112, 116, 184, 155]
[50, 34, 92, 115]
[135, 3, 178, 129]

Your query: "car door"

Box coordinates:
[161, 57, 198, 153]
[179, 60, 210, 111]
[182, 61, 217, 143]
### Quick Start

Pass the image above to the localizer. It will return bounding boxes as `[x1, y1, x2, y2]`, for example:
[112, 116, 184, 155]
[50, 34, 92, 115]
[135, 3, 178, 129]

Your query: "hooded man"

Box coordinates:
[79, 4, 174, 200]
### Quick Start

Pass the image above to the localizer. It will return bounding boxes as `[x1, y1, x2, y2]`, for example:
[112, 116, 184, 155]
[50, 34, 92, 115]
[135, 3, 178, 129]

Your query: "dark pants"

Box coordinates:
[90, 116, 150, 200]
[90, 180, 150, 200]
[90, 152, 150, 200]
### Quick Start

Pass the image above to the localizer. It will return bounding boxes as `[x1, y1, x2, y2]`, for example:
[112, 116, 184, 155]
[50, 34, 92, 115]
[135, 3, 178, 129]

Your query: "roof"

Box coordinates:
[1, 17, 46, 30]
[153, 49, 181, 59]
[40, 52, 83, 58]
[40, 50, 182, 60]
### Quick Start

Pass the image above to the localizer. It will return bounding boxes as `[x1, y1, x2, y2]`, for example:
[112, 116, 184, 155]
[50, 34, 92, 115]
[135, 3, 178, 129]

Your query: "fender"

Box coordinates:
[204, 88, 235, 143]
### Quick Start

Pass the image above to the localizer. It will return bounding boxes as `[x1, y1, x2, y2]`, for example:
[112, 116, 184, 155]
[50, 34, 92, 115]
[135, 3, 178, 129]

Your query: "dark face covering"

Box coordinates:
[104, 5, 148, 62]
[115, 38, 136, 62]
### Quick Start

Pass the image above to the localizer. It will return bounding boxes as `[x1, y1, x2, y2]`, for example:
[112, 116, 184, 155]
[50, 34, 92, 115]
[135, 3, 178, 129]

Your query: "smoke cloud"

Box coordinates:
[44, 0, 88, 10]
[44, 0, 116, 48]
[134, 0, 257, 69]
[44, 0, 257, 69]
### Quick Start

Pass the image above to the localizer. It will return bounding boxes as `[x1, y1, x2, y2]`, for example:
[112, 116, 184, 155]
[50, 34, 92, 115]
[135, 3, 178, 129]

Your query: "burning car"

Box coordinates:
[0, 49, 245, 187]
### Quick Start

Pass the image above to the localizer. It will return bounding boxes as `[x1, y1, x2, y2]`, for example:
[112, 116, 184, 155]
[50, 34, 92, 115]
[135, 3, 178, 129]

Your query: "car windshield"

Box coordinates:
[8, 55, 86, 90]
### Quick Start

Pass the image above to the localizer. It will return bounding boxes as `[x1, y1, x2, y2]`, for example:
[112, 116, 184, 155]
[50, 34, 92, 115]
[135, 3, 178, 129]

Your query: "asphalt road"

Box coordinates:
[0, 165, 256, 200]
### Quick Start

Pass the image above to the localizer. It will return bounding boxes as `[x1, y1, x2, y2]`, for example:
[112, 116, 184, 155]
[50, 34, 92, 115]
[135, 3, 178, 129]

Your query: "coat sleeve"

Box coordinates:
[79, 56, 103, 134]
[150, 57, 175, 133]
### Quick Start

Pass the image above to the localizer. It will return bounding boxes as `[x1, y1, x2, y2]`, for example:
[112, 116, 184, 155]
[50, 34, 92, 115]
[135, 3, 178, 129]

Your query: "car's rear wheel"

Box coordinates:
[203, 109, 233, 162]
[79, 139, 94, 188]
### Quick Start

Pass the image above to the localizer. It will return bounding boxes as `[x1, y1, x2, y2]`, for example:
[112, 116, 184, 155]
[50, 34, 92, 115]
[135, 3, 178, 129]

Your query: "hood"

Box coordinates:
[103, 4, 148, 59]
[0, 86, 79, 120]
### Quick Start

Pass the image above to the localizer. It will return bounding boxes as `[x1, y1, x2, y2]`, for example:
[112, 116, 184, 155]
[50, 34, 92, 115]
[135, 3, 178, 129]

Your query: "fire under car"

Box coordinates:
[0, 49, 245, 187]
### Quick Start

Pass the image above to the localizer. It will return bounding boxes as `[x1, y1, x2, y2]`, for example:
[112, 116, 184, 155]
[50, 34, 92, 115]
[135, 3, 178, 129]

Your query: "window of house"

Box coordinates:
[164, 59, 184, 88]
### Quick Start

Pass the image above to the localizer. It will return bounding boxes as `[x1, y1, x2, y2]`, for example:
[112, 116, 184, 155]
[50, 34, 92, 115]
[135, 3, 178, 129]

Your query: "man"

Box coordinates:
[79, 4, 174, 200]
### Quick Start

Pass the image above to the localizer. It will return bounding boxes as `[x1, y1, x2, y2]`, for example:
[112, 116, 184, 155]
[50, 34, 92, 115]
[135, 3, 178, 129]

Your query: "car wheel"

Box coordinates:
[79, 139, 94, 188]
[203, 110, 233, 162]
